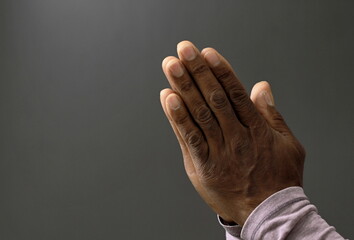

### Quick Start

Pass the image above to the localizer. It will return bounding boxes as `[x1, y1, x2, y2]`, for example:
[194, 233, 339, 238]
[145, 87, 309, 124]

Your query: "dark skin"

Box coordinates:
[160, 41, 305, 225]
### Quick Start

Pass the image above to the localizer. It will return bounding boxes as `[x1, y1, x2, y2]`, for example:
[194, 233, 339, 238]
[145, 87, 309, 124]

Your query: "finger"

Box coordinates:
[160, 89, 206, 192]
[201, 47, 265, 128]
[160, 89, 216, 207]
[175, 41, 243, 137]
[250, 81, 292, 135]
[160, 88, 190, 158]
[165, 93, 209, 165]
[160, 89, 234, 222]
[162, 56, 224, 145]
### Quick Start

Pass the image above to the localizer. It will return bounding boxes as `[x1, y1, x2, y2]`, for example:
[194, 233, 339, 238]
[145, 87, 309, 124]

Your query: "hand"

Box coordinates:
[160, 41, 305, 225]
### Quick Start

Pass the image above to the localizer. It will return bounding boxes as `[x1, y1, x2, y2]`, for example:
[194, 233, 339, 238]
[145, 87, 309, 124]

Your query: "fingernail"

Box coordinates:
[205, 51, 220, 67]
[262, 91, 274, 106]
[180, 45, 196, 61]
[167, 60, 184, 78]
[167, 94, 181, 110]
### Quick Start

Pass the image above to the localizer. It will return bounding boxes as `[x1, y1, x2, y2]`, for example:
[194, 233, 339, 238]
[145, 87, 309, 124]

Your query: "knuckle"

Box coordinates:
[185, 131, 204, 150]
[174, 112, 189, 125]
[194, 105, 213, 125]
[191, 63, 209, 75]
[217, 67, 233, 83]
[229, 89, 250, 108]
[210, 89, 227, 109]
[229, 88, 246, 102]
[179, 79, 193, 92]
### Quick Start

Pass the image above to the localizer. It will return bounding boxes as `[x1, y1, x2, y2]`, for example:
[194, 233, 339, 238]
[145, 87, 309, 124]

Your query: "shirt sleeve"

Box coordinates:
[217, 215, 242, 240]
[218, 186, 347, 240]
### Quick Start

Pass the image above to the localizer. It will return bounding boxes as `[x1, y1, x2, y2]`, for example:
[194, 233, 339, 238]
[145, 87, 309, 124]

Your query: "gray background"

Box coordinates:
[1, 0, 353, 239]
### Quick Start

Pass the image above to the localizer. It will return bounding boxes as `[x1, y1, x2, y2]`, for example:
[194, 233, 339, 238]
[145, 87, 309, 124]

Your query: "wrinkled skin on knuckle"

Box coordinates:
[174, 112, 189, 125]
[229, 89, 249, 109]
[194, 105, 213, 126]
[217, 66, 234, 84]
[187, 132, 202, 147]
[185, 130, 206, 158]
[179, 79, 193, 92]
[210, 89, 228, 110]
[191, 63, 209, 76]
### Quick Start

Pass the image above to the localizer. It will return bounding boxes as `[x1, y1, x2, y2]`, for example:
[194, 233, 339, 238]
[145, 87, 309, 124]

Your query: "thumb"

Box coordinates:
[250, 81, 291, 135]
